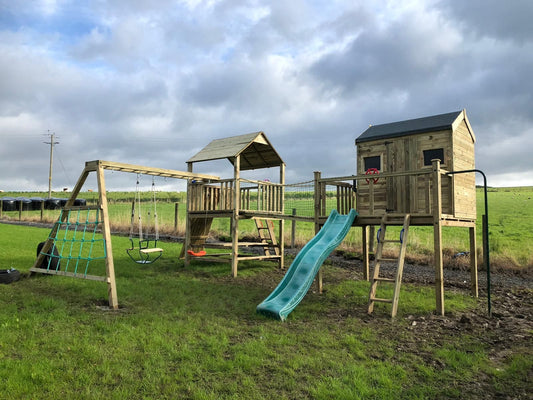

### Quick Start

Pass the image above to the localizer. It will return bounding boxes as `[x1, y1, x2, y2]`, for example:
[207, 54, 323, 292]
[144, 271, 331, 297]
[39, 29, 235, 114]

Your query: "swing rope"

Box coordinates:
[152, 177, 159, 241]
[126, 174, 163, 264]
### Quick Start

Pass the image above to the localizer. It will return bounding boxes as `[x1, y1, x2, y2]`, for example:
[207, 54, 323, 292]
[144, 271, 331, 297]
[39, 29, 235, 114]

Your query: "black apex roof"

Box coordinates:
[356, 110, 463, 144]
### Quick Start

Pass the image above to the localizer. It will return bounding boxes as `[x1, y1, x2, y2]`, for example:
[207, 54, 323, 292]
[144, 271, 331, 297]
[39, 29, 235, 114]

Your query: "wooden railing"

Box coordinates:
[315, 165, 447, 219]
[188, 179, 284, 214]
[188, 161, 455, 221]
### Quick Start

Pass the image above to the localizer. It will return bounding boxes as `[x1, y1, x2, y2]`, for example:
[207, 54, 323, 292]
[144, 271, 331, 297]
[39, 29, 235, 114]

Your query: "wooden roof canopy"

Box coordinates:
[187, 131, 285, 171]
[355, 109, 475, 144]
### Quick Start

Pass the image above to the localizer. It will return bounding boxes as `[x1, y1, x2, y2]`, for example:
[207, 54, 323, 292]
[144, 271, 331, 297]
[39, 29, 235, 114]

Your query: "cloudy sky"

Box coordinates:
[1, 0, 532, 193]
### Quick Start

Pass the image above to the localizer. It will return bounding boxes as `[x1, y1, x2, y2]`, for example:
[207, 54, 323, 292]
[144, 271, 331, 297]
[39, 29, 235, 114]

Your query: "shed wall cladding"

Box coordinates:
[356, 128, 476, 218]
[357, 131, 453, 215]
[451, 120, 476, 219]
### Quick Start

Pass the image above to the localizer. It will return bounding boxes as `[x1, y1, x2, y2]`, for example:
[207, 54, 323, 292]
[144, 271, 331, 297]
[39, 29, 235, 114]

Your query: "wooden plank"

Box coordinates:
[231, 156, 240, 277]
[362, 226, 369, 281]
[237, 255, 282, 261]
[432, 159, 445, 316]
[96, 165, 119, 310]
[29, 268, 109, 282]
[139, 248, 163, 254]
[86, 160, 219, 181]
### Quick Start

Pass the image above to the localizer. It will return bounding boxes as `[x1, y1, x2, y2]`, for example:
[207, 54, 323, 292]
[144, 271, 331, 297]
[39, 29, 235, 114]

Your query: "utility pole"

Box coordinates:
[44, 131, 59, 199]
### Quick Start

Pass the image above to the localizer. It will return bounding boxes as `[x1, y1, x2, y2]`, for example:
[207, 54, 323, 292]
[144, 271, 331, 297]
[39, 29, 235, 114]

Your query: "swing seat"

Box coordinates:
[127, 239, 163, 264]
[187, 250, 206, 257]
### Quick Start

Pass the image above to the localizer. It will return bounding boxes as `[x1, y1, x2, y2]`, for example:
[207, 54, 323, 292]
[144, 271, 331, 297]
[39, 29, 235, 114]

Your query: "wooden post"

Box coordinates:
[313, 171, 321, 234]
[183, 162, 193, 266]
[362, 225, 369, 281]
[40, 200, 44, 221]
[18, 200, 22, 221]
[432, 159, 445, 316]
[174, 202, 179, 232]
[469, 225, 478, 297]
[0, 200, 2, 218]
[96, 164, 119, 310]
[369, 226, 375, 258]
[231, 156, 241, 277]
[313, 171, 323, 293]
[291, 208, 296, 248]
[279, 163, 285, 269]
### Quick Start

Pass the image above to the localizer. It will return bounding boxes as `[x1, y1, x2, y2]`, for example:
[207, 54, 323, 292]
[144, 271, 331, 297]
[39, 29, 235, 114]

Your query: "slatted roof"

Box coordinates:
[187, 132, 285, 170]
[356, 110, 475, 143]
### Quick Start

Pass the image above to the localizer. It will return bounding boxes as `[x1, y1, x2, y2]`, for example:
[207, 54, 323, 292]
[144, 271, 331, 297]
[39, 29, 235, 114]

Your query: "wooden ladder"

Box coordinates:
[368, 213, 410, 318]
[254, 218, 280, 256]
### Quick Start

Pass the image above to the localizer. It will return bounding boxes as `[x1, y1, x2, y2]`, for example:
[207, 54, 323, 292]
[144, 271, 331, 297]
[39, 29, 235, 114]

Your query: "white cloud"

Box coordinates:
[0, 0, 531, 192]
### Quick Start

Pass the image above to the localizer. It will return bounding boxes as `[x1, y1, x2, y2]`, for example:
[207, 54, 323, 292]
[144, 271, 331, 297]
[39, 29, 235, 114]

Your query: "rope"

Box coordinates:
[137, 175, 143, 241]
[41, 207, 106, 275]
[152, 177, 159, 241]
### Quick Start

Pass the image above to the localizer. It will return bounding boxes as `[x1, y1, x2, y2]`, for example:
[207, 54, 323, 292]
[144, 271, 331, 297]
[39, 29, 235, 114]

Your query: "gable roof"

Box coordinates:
[187, 131, 284, 171]
[355, 110, 475, 144]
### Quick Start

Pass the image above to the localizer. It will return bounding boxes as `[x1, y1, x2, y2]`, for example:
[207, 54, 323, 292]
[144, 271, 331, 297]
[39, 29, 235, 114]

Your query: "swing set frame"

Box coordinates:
[31, 160, 218, 309]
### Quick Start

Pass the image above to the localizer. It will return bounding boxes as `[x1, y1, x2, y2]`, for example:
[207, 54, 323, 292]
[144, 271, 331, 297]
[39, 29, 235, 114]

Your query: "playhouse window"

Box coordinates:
[423, 148, 445, 166]
[364, 155, 381, 171]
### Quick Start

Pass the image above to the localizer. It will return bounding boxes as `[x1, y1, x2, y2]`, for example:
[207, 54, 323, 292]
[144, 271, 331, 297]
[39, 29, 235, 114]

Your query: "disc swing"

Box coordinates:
[126, 175, 163, 264]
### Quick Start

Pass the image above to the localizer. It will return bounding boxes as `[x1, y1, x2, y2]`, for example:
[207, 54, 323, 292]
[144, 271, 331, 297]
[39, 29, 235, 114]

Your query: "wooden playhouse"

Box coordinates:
[349, 109, 478, 316]
[355, 109, 476, 219]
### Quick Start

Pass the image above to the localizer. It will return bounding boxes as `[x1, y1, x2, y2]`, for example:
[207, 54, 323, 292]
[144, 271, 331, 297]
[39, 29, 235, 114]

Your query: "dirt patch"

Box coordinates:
[239, 249, 532, 398]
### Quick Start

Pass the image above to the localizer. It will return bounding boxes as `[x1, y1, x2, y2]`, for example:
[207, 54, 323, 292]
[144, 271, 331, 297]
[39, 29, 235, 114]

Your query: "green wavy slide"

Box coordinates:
[256, 209, 358, 321]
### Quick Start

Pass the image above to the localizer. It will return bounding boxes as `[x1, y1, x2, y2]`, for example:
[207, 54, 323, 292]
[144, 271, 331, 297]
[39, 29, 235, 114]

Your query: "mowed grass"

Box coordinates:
[1, 223, 531, 399]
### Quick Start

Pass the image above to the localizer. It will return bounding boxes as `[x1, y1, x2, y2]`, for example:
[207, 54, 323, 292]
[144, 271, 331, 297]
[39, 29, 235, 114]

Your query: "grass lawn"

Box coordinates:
[1, 223, 531, 399]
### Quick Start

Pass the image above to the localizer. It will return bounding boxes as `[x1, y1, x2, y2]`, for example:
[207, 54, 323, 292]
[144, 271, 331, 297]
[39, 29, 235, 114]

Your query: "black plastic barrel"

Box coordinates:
[44, 198, 62, 210]
[30, 197, 44, 211]
[1, 197, 16, 211]
[15, 197, 32, 211]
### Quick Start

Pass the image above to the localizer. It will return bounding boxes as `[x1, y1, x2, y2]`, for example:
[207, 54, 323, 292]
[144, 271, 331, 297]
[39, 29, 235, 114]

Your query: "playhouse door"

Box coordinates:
[385, 138, 413, 213]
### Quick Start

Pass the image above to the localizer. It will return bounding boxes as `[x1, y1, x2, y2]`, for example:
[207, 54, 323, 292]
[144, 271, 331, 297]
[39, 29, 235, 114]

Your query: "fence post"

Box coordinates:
[174, 202, 179, 232]
[313, 171, 323, 293]
[41, 200, 44, 222]
[291, 208, 296, 248]
[18, 200, 22, 221]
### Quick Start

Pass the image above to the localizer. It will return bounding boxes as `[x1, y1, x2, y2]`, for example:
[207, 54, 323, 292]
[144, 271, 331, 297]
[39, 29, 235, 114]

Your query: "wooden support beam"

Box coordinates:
[279, 162, 285, 270]
[231, 156, 240, 277]
[362, 225, 370, 281]
[432, 159, 445, 316]
[85, 160, 219, 181]
[96, 165, 119, 310]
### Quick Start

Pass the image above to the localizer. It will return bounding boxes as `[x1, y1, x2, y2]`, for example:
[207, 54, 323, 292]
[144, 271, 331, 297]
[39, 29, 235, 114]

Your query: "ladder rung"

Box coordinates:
[374, 277, 395, 283]
[370, 297, 393, 304]
[376, 257, 398, 262]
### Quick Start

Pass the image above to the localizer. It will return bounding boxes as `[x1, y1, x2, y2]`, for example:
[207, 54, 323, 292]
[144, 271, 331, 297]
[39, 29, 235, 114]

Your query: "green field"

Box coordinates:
[2, 187, 533, 269]
[2, 187, 532, 269]
[0, 222, 531, 399]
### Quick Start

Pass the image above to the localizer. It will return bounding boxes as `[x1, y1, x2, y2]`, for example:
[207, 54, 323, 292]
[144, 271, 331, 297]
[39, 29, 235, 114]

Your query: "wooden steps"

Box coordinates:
[254, 218, 280, 256]
[368, 213, 410, 318]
